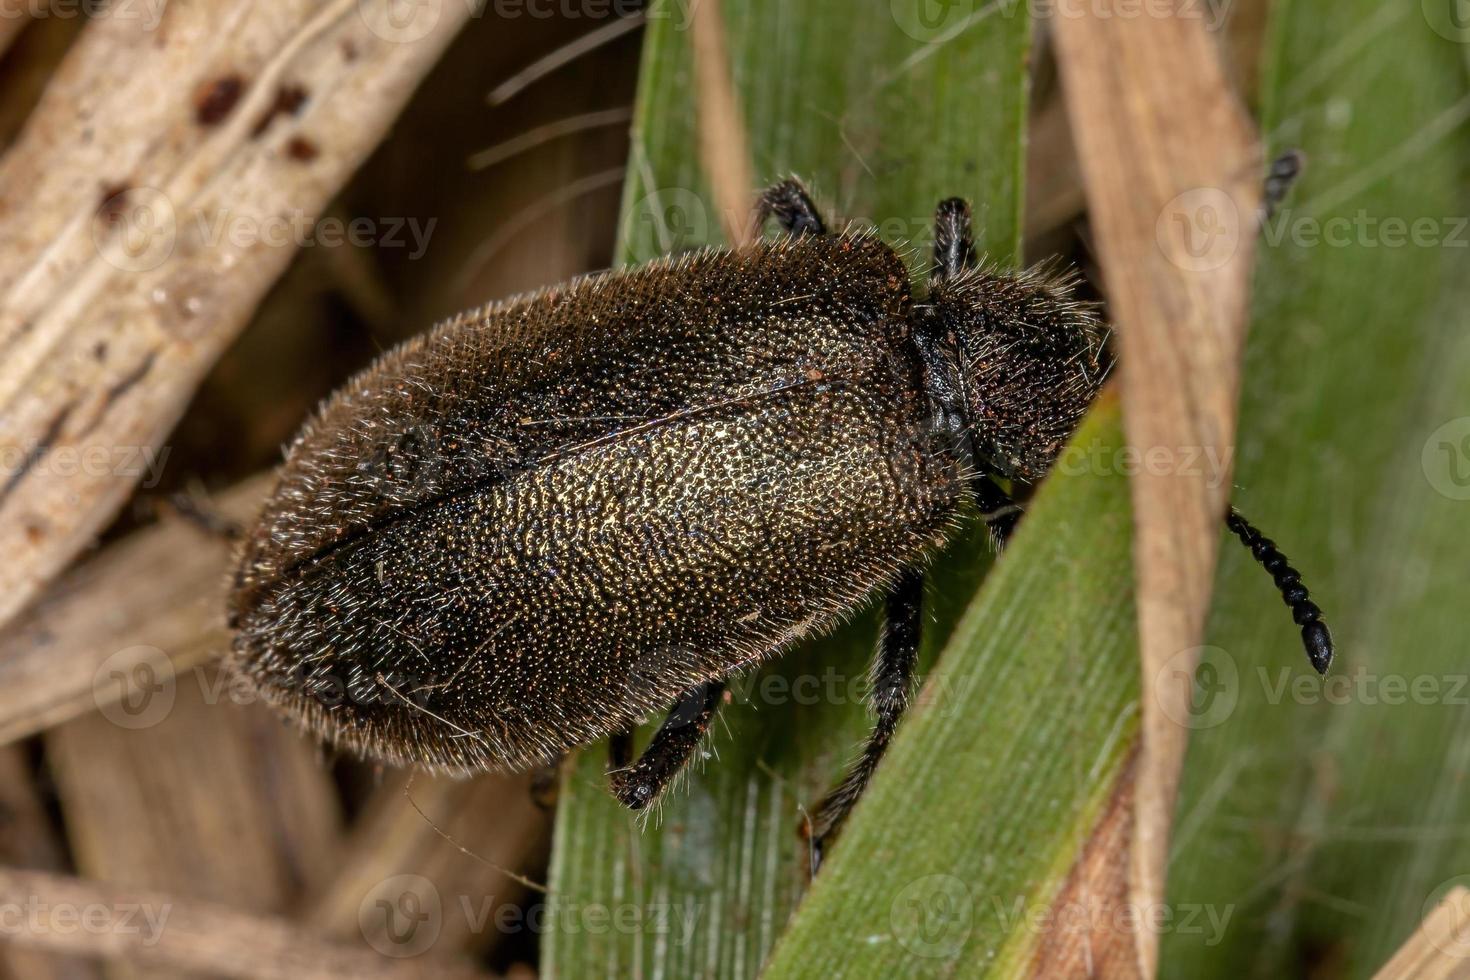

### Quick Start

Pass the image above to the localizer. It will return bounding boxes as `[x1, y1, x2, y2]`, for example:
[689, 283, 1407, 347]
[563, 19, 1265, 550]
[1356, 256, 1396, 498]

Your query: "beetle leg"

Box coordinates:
[807, 567, 924, 869]
[607, 726, 635, 770]
[973, 475, 1023, 549]
[608, 680, 725, 809]
[755, 178, 827, 236]
[932, 197, 977, 281]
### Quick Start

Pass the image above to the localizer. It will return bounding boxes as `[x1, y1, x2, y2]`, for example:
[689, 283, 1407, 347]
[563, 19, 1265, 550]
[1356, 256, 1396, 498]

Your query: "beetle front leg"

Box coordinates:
[755, 178, 827, 236]
[608, 680, 725, 809]
[974, 476, 1023, 549]
[807, 567, 923, 869]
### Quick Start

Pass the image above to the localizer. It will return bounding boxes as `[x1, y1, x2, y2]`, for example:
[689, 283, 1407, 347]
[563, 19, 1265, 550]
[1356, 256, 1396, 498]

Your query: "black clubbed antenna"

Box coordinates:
[1225, 507, 1333, 674]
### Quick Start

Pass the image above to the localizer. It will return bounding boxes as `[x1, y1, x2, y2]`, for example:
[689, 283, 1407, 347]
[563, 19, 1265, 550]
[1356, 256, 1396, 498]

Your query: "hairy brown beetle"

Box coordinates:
[227, 180, 1331, 858]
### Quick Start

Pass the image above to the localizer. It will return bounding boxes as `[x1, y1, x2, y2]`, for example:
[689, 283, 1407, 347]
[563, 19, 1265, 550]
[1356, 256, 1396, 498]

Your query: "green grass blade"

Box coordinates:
[1162, 1, 1470, 975]
[762, 398, 1139, 979]
[543, 2, 1031, 977]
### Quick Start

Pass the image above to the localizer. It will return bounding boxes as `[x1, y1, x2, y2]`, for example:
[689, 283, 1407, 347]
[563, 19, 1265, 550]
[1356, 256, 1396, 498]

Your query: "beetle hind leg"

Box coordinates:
[755, 178, 827, 236]
[608, 680, 726, 809]
[806, 567, 924, 869]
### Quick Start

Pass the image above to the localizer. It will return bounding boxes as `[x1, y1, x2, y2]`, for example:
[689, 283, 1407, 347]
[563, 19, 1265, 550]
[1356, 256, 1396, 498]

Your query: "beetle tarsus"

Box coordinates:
[932, 197, 976, 280]
[608, 680, 725, 809]
[756, 178, 827, 236]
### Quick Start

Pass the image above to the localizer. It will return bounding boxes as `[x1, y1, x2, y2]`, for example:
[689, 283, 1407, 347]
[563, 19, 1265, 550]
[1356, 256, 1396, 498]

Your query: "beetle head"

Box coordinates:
[926, 262, 1109, 482]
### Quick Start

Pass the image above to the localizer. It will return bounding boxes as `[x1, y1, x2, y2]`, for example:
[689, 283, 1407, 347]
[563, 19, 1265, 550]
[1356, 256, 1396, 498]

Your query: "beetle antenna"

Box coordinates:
[1225, 508, 1333, 674]
[1261, 148, 1305, 221]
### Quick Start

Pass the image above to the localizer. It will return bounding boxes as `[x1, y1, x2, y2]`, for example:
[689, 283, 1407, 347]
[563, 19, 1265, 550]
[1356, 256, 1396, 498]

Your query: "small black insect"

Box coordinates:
[227, 179, 1332, 861]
